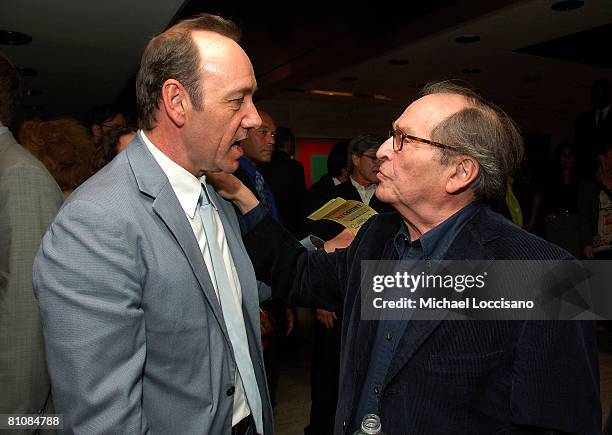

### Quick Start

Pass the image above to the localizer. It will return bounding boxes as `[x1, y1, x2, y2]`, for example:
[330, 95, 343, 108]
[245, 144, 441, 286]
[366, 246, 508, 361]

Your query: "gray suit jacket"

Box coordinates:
[33, 136, 273, 434]
[0, 131, 63, 431]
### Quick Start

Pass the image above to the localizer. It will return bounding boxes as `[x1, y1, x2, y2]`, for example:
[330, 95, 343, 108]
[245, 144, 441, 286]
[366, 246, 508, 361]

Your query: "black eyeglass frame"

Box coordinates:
[389, 129, 458, 152]
[359, 153, 383, 163]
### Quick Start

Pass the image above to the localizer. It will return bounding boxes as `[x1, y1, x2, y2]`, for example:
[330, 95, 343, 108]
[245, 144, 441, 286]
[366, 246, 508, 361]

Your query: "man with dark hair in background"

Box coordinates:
[235, 110, 296, 407]
[0, 51, 63, 432]
[305, 140, 350, 217]
[33, 14, 272, 434]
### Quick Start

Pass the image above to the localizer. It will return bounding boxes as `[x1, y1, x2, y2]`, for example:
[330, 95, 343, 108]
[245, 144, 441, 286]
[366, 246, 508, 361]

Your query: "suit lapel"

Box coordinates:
[126, 137, 231, 345]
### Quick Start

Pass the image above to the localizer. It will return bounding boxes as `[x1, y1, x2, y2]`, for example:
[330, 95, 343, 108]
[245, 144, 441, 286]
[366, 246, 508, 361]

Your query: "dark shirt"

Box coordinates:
[239, 156, 280, 221]
[351, 202, 480, 429]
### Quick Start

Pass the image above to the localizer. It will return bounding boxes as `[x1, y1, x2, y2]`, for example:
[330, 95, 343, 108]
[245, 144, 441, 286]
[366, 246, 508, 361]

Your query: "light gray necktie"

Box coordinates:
[199, 186, 263, 434]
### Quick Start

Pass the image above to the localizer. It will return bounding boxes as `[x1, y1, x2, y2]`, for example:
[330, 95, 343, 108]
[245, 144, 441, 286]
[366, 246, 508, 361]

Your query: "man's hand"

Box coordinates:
[324, 229, 355, 252]
[316, 309, 337, 329]
[205, 172, 259, 214]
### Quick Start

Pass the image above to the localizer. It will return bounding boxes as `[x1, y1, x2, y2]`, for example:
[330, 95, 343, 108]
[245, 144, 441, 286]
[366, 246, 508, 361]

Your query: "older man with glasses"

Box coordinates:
[211, 80, 600, 434]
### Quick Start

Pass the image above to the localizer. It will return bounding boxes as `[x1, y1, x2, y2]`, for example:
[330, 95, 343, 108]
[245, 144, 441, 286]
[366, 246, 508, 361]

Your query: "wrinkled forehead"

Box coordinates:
[393, 93, 469, 135]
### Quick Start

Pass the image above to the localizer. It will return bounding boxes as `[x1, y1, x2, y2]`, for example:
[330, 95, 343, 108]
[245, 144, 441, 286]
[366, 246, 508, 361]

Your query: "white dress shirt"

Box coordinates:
[350, 176, 377, 205]
[140, 130, 252, 427]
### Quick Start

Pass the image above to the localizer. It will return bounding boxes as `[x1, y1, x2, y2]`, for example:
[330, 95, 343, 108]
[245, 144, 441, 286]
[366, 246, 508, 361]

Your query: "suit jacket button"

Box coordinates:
[343, 420, 347, 427]
[227, 386, 235, 396]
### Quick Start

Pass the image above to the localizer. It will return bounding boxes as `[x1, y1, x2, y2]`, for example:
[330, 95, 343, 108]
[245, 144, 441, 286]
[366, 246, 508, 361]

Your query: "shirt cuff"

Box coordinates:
[242, 203, 268, 232]
[300, 235, 325, 251]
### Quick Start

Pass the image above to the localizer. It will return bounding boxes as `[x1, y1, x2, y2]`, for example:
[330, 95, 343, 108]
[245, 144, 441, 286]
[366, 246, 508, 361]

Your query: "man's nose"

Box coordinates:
[243, 100, 261, 130]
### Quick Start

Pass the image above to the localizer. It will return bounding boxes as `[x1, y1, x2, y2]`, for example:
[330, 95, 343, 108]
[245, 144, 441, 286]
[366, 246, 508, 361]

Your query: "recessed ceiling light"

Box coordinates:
[17, 68, 38, 77]
[551, 0, 584, 11]
[0, 30, 32, 45]
[523, 76, 542, 83]
[388, 59, 409, 66]
[310, 89, 354, 97]
[373, 94, 394, 101]
[462, 68, 481, 74]
[455, 35, 480, 43]
[22, 89, 42, 97]
[339, 77, 358, 82]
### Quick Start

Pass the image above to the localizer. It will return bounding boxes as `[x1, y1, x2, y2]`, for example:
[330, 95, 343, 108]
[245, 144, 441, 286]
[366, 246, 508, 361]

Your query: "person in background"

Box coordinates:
[86, 104, 126, 172]
[304, 140, 349, 216]
[107, 124, 138, 160]
[575, 79, 612, 177]
[235, 109, 295, 407]
[0, 51, 64, 432]
[540, 143, 582, 258]
[260, 125, 307, 238]
[19, 117, 96, 197]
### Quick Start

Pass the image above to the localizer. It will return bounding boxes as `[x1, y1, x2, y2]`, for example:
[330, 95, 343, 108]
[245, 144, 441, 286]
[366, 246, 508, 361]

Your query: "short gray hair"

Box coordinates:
[419, 80, 523, 202]
[347, 133, 385, 173]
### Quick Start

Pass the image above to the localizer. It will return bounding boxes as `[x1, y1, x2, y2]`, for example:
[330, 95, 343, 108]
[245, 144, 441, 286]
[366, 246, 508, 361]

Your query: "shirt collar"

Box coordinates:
[350, 175, 376, 192]
[394, 201, 480, 259]
[239, 156, 259, 178]
[0, 126, 9, 137]
[139, 130, 209, 218]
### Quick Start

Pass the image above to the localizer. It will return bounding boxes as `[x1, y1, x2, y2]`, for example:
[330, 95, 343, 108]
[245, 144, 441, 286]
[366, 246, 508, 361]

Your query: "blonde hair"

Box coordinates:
[19, 117, 96, 191]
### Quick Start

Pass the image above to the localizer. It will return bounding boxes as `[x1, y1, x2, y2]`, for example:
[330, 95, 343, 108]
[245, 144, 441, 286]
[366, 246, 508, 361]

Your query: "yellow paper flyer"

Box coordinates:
[307, 198, 377, 234]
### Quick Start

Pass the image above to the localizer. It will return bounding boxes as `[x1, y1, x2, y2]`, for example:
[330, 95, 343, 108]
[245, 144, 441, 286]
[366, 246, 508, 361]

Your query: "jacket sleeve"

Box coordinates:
[33, 199, 146, 433]
[243, 213, 354, 312]
[0, 165, 62, 414]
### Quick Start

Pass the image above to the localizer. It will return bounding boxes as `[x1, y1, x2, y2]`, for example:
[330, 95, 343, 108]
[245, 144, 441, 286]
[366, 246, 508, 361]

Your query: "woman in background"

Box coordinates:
[19, 117, 96, 198]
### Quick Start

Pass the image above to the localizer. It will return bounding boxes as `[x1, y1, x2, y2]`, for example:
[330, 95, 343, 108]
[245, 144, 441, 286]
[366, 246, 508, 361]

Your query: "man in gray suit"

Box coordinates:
[33, 14, 272, 434]
[0, 52, 63, 431]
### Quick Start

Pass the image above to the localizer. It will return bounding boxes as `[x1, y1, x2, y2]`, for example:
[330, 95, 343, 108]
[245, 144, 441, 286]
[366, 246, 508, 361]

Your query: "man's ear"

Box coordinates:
[446, 156, 479, 194]
[161, 79, 188, 127]
[351, 154, 360, 168]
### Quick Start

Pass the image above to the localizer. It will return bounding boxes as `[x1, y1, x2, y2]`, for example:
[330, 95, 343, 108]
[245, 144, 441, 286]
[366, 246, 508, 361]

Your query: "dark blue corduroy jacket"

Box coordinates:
[244, 204, 601, 434]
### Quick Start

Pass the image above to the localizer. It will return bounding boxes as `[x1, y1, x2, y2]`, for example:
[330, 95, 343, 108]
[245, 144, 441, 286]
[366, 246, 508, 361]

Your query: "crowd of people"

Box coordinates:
[1, 11, 610, 435]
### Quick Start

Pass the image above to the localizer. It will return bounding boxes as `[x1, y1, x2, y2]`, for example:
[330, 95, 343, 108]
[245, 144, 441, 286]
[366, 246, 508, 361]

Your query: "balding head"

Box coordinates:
[136, 14, 241, 130]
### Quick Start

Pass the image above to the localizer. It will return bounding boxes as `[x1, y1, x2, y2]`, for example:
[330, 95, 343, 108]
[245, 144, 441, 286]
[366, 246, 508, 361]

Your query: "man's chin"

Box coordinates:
[220, 160, 240, 174]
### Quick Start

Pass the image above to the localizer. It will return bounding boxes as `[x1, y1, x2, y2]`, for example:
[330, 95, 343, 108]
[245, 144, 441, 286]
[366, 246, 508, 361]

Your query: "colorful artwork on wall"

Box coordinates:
[295, 139, 345, 187]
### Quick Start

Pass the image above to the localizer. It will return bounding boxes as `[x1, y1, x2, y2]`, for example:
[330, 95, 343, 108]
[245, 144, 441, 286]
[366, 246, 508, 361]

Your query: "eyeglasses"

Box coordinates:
[360, 153, 382, 163]
[254, 128, 276, 138]
[389, 129, 457, 152]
